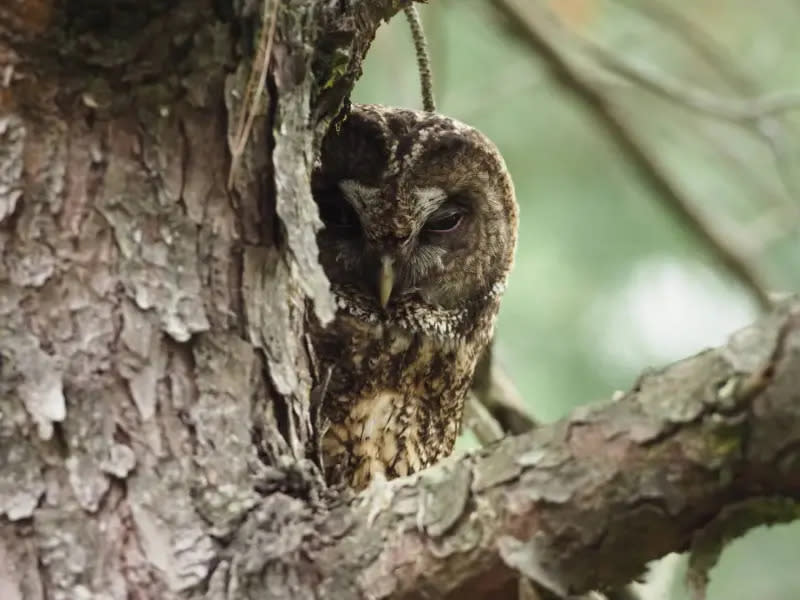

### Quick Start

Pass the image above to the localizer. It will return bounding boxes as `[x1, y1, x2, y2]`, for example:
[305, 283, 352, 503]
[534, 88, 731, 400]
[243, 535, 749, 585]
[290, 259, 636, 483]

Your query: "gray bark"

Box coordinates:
[1, 3, 799, 600]
[0, 1, 398, 598]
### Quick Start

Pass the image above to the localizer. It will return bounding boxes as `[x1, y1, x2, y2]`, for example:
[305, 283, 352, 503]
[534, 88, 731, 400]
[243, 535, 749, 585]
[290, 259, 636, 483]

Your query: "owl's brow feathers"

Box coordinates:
[339, 180, 450, 238]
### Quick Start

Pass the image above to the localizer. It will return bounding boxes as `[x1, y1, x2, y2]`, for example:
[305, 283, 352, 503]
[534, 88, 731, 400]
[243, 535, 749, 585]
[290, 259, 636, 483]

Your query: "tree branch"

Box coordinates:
[487, 0, 774, 311]
[571, 22, 800, 207]
[581, 39, 800, 125]
[467, 354, 644, 600]
[613, 0, 757, 94]
[609, 0, 800, 224]
[301, 298, 800, 599]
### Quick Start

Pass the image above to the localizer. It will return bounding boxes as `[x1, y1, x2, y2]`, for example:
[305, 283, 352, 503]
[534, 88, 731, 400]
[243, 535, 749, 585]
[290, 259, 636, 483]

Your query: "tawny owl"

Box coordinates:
[309, 103, 518, 490]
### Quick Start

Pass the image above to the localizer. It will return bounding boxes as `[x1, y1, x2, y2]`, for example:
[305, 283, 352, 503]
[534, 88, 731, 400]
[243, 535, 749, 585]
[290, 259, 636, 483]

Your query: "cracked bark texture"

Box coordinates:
[2, 2, 800, 600]
[0, 1, 408, 598]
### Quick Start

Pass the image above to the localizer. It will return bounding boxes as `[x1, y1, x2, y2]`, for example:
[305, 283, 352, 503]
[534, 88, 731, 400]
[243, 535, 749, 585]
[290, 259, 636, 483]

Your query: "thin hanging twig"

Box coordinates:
[404, 4, 436, 112]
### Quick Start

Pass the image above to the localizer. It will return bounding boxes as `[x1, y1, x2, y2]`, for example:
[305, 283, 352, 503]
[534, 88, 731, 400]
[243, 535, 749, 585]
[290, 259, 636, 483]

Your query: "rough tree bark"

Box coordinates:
[1, 3, 799, 600]
[0, 1, 398, 597]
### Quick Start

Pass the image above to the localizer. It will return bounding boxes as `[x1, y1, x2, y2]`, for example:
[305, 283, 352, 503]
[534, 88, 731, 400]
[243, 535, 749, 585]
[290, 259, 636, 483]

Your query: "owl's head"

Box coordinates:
[312, 104, 518, 332]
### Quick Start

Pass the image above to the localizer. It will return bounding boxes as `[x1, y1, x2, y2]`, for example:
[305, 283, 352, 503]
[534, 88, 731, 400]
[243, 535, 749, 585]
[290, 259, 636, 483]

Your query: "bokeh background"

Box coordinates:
[354, 1, 800, 599]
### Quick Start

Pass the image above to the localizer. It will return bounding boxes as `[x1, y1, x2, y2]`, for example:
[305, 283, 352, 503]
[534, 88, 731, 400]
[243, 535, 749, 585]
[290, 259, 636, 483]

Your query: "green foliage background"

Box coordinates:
[353, 1, 800, 598]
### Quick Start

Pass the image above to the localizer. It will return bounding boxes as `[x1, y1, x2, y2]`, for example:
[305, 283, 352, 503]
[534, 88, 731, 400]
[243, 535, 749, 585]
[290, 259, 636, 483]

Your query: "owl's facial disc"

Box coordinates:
[313, 178, 475, 311]
[312, 103, 517, 330]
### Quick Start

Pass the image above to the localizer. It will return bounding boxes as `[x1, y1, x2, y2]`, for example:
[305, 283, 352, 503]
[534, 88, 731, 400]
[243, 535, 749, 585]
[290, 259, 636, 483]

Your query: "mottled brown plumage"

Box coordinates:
[309, 104, 518, 490]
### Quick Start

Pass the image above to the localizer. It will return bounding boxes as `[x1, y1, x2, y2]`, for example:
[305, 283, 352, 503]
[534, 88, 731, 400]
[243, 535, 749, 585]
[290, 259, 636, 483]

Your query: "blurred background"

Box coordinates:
[354, 1, 800, 599]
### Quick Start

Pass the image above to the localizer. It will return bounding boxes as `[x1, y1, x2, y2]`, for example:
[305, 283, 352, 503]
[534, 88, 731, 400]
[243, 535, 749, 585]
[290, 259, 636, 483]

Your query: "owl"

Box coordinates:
[309, 103, 518, 490]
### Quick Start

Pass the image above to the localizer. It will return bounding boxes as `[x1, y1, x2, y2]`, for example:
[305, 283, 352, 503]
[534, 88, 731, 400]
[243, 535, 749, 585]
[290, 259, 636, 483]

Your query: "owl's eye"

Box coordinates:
[423, 205, 464, 234]
[315, 188, 360, 233]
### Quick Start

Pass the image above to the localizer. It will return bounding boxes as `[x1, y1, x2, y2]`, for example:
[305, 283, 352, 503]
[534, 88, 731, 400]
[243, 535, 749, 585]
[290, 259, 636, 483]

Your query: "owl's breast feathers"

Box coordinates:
[313, 291, 499, 490]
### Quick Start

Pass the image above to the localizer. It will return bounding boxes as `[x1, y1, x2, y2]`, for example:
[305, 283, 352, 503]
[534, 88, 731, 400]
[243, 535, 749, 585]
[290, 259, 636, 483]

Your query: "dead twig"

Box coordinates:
[404, 4, 436, 112]
[228, 0, 280, 190]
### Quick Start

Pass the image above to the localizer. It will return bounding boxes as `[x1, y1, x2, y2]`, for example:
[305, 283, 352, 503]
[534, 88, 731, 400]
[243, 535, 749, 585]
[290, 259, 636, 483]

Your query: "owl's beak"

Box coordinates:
[378, 255, 395, 309]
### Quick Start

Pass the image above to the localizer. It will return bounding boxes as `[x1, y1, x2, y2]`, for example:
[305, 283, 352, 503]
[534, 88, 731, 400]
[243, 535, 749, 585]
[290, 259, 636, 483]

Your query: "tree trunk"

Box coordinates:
[0, 2, 395, 598]
[3, 3, 800, 600]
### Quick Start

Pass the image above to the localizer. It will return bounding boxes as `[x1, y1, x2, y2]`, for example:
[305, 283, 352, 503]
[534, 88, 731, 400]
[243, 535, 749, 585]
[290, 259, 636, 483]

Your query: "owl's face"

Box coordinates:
[312, 104, 517, 327]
